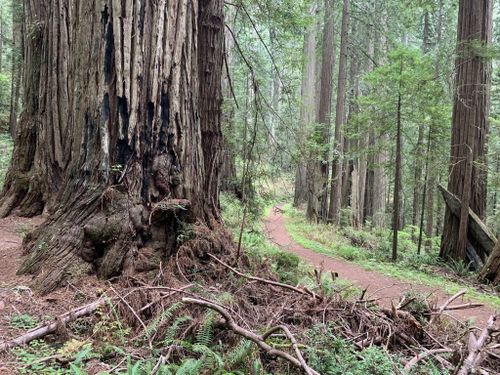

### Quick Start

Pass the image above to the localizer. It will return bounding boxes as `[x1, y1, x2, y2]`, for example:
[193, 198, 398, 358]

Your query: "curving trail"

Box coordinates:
[264, 206, 496, 327]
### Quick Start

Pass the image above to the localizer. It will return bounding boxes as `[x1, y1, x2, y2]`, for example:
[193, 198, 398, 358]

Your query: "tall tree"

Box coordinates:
[440, 0, 493, 262]
[0, 0, 225, 293]
[328, 0, 350, 225]
[294, 3, 318, 207]
[307, 0, 335, 221]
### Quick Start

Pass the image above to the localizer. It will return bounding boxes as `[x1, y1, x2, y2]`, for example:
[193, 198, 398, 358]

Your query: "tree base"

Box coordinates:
[17, 184, 215, 294]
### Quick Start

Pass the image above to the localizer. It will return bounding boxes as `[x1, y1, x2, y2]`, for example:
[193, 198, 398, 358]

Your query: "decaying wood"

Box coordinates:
[457, 315, 498, 375]
[479, 241, 500, 285]
[429, 289, 467, 325]
[182, 297, 320, 375]
[0, 299, 105, 352]
[404, 348, 454, 372]
[439, 185, 497, 258]
[207, 253, 320, 299]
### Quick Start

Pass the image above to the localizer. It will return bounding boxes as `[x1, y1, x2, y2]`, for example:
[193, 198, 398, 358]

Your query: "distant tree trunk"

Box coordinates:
[412, 11, 431, 235]
[371, 8, 388, 228]
[392, 60, 404, 262]
[307, 0, 335, 222]
[0, 0, 225, 293]
[294, 3, 317, 207]
[220, 7, 238, 195]
[425, 1, 444, 249]
[328, 0, 349, 225]
[9, 5, 23, 138]
[440, 0, 492, 262]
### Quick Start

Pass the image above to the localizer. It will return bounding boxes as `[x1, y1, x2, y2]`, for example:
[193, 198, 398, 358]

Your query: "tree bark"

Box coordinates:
[440, 0, 492, 262]
[480, 241, 500, 285]
[328, 0, 350, 225]
[9, 3, 23, 138]
[307, 0, 335, 222]
[0, 0, 225, 294]
[294, 3, 317, 207]
[392, 59, 403, 262]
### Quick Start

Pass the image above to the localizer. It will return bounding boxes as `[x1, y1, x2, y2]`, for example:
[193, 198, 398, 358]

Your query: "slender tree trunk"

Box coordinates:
[440, 0, 492, 262]
[425, 0, 444, 249]
[307, 0, 335, 222]
[0, 0, 225, 293]
[328, 0, 349, 224]
[220, 7, 238, 195]
[295, 3, 317, 207]
[412, 11, 431, 235]
[392, 60, 404, 262]
[9, 5, 23, 138]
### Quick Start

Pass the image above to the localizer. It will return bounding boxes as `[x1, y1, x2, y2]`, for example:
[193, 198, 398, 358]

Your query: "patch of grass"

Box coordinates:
[283, 205, 500, 310]
[0, 133, 13, 188]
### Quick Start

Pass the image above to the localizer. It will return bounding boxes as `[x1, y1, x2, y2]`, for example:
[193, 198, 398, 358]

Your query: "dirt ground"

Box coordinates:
[264, 206, 497, 327]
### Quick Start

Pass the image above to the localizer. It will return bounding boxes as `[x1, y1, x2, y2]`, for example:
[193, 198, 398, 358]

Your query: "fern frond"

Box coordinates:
[225, 339, 254, 369]
[144, 302, 183, 340]
[195, 311, 215, 347]
[162, 315, 192, 345]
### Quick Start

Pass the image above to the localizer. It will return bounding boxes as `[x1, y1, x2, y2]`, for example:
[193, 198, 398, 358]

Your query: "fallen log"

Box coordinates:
[438, 185, 496, 257]
[457, 315, 498, 375]
[479, 241, 500, 285]
[0, 298, 105, 352]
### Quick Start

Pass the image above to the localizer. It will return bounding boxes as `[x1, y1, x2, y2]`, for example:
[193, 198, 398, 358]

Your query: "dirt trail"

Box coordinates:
[264, 207, 497, 327]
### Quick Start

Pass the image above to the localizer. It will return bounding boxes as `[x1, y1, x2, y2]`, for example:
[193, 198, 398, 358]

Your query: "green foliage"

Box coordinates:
[10, 313, 39, 330]
[305, 325, 398, 375]
[0, 133, 12, 188]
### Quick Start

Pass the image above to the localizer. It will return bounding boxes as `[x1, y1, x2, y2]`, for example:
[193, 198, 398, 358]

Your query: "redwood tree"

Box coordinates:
[440, 0, 492, 262]
[0, 0, 225, 293]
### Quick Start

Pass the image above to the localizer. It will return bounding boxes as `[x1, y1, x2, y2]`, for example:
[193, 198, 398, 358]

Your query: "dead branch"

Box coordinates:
[457, 315, 498, 375]
[429, 289, 466, 325]
[207, 253, 320, 300]
[404, 348, 454, 372]
[182, 297, 320, 375]
[0, 299, 105, 352]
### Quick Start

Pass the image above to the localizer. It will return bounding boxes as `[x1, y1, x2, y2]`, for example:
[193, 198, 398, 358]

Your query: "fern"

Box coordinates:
[225, 339, 254, 369]
[193, 344, 224, 370]
[175, 358, 203, 375]
[144, 302, 183, 340]
[195, 311, 215, 347]
[162, 315, 193, 346]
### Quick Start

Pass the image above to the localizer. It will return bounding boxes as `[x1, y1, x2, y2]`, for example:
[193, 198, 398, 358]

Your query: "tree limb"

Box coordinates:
[182, 297, 319, 375]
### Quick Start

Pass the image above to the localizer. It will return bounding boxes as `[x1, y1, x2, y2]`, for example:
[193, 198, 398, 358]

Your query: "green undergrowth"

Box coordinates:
[0, 133, 13, 188]
[220, 192, 357, 295]
[283, 204, 500, 310]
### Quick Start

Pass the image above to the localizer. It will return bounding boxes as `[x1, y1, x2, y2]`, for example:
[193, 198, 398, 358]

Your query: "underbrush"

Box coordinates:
[3, 193, 495, 374]
[284, 204, 500, 309]
[0, 133, 13, 188]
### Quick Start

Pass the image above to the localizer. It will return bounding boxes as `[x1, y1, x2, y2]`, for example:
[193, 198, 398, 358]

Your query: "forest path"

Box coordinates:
[264, 206, 496, 327]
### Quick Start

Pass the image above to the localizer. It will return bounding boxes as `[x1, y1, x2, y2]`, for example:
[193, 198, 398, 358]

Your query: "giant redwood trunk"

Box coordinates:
[0, 0, 224, 293]
[440, 0, 492, 262]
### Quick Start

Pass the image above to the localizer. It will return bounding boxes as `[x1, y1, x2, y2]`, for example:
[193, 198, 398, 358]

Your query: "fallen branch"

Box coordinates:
[208, 253, 319, 300]
[182, 297, 320, 375]
[457, 315, 498, 375]
[429, 290, 466, 325]
[404, 348, 454, 372]
[0, 299, 105, 352]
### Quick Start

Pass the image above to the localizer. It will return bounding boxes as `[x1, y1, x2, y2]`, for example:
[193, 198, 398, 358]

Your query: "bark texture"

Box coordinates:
[307, 0, 335, 222]
[294, 4, 317, 207]
[328, 0, 349, 225]
[440, 0, 492, 262]
[1, 0, 224, 293]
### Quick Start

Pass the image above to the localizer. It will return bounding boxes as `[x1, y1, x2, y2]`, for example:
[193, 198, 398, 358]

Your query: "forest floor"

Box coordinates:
[264, 205, 496, 327]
